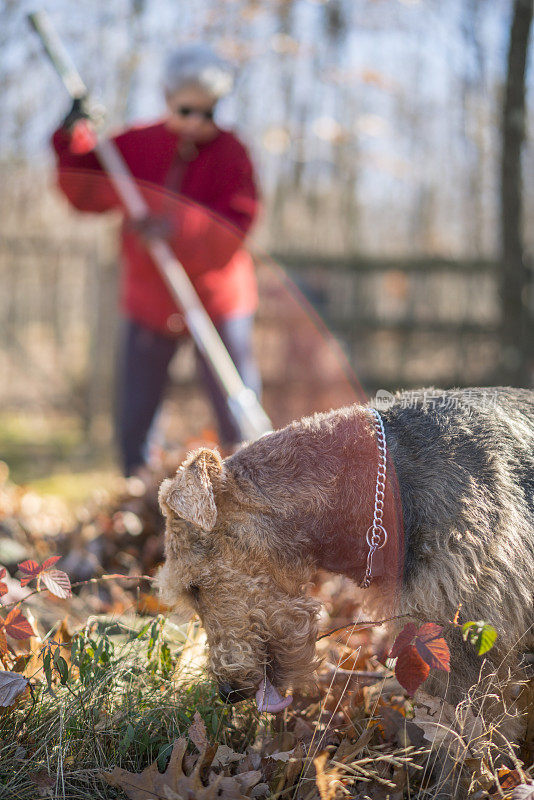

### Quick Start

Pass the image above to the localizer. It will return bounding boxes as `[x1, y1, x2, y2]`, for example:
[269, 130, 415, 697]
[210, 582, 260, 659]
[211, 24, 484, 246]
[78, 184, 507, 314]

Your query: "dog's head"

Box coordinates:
[158, 445, 321, 711]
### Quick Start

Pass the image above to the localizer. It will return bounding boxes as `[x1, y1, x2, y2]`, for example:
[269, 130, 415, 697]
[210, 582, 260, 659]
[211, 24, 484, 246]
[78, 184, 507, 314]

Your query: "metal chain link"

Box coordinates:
[360, 408, 388, 589]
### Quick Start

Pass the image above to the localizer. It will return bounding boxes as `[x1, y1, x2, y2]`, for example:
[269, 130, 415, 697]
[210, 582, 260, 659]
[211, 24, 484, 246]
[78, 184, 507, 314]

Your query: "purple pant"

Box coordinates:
[116, 316, 261, 475]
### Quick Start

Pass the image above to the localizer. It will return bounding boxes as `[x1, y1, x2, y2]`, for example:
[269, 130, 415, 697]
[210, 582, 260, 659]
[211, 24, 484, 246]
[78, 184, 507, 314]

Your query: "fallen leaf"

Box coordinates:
[292, 716, 314, 742]
[0, 671, 29, 707]
[250, 783, 270, 798]
[412, 690, 485, 757]
[281, 741, 305, 788]
[218, 771, 262, 797]
[263, 732, 296, 757]
[188, 710, 209, 751]
[314, 751, 342, 800]
[212, 744, 244, 768]
[335, 728, 373, 761]
[103, 738, 253, 800]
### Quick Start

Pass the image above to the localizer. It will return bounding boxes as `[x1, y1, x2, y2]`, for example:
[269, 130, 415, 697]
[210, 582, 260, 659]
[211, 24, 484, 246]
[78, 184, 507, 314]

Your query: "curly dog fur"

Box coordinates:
[158, 387, 534, 726]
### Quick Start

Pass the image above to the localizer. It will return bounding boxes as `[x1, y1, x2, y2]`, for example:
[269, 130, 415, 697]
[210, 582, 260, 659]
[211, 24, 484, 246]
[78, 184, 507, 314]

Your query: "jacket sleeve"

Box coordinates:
[51, 127, 125, 213]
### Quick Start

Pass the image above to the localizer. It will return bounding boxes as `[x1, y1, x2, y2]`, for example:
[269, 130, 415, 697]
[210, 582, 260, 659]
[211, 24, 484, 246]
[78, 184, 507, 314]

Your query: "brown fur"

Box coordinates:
[158, 388, 534, 725]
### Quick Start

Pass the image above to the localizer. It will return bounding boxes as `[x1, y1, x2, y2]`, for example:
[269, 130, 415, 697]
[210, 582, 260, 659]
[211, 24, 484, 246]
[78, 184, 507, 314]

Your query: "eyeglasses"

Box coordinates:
[172, 105, 215, 121]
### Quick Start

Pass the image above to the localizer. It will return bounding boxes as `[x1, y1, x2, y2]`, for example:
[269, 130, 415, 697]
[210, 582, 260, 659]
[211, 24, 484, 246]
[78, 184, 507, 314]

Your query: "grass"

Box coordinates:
[1, 610, 529, 800]
[0, 617, 269, 800]
[0, 410, 118, 502]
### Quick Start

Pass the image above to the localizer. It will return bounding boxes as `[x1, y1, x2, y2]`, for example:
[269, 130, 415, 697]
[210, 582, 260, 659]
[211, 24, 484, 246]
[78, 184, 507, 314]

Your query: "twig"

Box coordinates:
[316, 614, 410, 641]
[0, 573, 155, 612]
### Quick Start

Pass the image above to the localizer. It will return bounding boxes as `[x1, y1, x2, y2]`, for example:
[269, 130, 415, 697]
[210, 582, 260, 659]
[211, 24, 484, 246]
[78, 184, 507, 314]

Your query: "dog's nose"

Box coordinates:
[218, 682, 252, 704]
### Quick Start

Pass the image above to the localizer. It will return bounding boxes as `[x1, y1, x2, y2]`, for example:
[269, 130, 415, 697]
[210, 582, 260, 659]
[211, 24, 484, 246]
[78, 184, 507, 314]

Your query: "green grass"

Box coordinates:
[28, 469, 119, 506]
[0, 410, 118, 501]
[1, 617, 267, 800]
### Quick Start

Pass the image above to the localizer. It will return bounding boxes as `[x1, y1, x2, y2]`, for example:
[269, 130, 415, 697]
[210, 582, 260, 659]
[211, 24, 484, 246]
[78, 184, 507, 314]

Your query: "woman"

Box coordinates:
[52, 45, 261, 476]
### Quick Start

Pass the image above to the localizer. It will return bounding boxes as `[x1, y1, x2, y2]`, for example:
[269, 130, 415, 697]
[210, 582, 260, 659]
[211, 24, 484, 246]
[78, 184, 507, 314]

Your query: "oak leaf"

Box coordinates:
[102, 738, 257, 800]
[412, 690, 485, 758]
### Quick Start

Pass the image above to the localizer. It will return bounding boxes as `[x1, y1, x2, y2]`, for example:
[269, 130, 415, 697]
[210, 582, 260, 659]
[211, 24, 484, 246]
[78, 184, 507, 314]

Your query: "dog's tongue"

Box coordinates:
[256, 679, 293, 713]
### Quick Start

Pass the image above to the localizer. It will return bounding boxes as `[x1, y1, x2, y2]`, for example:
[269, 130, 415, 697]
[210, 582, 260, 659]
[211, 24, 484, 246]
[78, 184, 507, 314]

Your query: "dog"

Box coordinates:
[158, 387, 534, 722]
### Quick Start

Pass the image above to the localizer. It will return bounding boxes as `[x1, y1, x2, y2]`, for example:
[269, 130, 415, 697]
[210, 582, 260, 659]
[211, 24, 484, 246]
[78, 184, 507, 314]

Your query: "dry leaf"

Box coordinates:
[263, 732, 296, 757]
[212, 745, 244, 768]
[281, 741, 305, 788]
[335, 728, 374, 762]
[412, 690, 485, 758]
[314, 751, 342, 800]
[0, 671, 29, 707]
[218, 771, 262, 798]
[103, 739, 255, 800]
[267, 748, 295, 763]
[188, 710, 209, 751]
[250, 783, 270, 798]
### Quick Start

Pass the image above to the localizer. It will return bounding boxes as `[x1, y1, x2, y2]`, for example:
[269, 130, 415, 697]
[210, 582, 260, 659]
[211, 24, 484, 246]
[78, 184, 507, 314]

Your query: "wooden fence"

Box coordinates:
[0, 236, 505, 442]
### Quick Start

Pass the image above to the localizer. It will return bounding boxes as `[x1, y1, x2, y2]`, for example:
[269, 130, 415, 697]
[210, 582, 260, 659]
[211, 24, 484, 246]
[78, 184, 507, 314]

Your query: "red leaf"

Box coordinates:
[390, 623, 417, 658]
[0, 568, 5, 580]
[415, 624, 450, 672]
[3, 609, 34, 640]
[18, 560, 42, 578]
[417, 622, 444, 641]
[40, 570, 71, 599]
[41, 556, 61, 572]
[0, 630, 7, 654]
[395, 644, 430, 695]
[0, 583, 7, 597]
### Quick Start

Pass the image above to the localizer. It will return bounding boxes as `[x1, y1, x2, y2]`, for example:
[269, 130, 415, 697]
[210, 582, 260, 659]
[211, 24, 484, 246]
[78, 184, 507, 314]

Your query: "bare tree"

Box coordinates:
[500, 0, 533, 386]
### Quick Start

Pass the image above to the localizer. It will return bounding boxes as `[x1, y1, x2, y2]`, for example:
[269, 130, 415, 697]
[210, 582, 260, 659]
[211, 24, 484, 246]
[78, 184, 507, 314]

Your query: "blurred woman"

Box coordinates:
[52, 45, 261, 476]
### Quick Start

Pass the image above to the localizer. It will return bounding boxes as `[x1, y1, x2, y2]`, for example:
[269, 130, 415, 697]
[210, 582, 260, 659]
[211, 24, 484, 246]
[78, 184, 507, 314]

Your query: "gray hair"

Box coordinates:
[162, 44, 236, 99]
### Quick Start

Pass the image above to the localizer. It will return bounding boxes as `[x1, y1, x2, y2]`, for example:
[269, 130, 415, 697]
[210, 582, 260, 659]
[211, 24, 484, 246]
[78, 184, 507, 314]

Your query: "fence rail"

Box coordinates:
[0, 236, 507, 441]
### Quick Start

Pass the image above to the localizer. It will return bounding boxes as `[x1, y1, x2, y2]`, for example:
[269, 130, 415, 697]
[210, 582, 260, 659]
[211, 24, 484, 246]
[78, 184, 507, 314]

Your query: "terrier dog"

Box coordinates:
[158, 387, 534, 717]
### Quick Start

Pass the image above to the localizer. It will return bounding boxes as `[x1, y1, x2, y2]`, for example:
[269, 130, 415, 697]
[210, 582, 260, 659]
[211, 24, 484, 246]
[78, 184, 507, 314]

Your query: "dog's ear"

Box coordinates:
[158, 448, 223, 531]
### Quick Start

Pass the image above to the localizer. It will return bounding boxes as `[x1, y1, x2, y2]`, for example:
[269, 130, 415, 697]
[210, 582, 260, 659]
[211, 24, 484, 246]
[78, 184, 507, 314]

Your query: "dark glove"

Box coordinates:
[60, 97, 91, 132]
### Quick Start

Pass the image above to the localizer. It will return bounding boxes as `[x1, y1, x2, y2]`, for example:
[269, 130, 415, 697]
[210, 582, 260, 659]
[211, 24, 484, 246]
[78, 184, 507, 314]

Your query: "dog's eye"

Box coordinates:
[189, 584, 201, 603]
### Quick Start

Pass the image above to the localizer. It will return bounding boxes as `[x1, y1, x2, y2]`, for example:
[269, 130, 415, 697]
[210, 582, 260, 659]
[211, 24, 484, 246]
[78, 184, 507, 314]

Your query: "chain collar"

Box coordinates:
[359, 408, 388, 589]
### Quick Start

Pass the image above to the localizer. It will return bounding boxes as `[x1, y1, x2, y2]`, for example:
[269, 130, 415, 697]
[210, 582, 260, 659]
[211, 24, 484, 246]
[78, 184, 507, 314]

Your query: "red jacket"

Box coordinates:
[52, 121, 259, 335]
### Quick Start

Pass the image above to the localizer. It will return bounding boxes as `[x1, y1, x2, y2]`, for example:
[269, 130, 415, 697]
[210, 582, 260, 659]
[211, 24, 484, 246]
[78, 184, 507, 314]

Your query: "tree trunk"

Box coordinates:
[500, 0, 533, 386]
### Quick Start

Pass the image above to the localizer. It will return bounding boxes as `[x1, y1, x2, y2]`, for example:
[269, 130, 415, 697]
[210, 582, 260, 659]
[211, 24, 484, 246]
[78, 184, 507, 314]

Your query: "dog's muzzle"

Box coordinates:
[218, 682, 255, 704]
